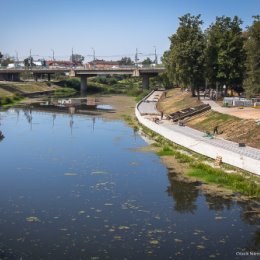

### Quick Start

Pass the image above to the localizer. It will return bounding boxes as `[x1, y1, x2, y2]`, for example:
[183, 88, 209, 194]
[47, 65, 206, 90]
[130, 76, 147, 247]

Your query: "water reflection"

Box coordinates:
[204, 193, 233, 211]
[23, 109, 33, 129]
[52, 114, 56, 127]
[0, 108, 260, 260]
[166, 171, 199, 213]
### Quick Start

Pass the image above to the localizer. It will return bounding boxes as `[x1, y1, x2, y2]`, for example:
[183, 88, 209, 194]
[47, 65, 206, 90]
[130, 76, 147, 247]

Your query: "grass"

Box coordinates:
[187, 163, 260, 197]
[0, 88, 14, 97]
[0, 81, 59, 93]
[190, 111, 240, 132]
[135, 121, 260, 198]
[0, 94, 24, 107]
[157, 88, 202, 114]
[52, 88, 78, 97]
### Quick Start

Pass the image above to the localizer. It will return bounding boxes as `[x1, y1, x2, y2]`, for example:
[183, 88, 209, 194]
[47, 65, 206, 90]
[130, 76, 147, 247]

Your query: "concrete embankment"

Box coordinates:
[135, 91, 260, 176]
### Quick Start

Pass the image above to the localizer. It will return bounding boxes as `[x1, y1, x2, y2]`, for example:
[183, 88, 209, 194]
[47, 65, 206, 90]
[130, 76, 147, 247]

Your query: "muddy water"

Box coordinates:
[0, 108, 259, 260]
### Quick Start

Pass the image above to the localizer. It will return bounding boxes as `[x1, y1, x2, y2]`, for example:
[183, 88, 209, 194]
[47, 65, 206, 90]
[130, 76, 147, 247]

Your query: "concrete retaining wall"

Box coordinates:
[135, 105, 260, 176]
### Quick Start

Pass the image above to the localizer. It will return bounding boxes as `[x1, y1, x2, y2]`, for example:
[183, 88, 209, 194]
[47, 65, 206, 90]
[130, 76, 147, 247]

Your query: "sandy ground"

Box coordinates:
[96, 95, 136, 120]
[202, 99, 260, 120]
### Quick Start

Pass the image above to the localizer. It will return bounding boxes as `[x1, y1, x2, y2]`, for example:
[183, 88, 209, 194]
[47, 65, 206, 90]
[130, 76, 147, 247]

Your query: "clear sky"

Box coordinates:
[1, 0, 259, 62]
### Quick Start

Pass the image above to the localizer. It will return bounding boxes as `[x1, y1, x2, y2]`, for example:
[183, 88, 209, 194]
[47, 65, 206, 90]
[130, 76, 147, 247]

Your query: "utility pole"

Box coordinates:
[71, 48, 74, 62]
[51, 49, 55, 61]
[91, 48, 96, 68]
[15, 50, 18, 67]
[135, 48, 142, 66]
[153, 46, 158, 65]
[29, 49, 32, 68]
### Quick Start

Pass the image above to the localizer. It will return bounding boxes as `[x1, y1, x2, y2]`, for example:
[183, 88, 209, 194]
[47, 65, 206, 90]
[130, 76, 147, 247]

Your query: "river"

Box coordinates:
[0, 108, 259, 260]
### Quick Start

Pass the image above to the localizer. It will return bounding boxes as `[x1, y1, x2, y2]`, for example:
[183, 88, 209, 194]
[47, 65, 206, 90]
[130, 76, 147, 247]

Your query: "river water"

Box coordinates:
[0, 108, 259, 260]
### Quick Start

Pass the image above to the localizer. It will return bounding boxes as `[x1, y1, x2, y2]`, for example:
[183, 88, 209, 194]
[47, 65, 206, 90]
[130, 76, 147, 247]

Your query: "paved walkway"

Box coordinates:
[202, 99, 260, 120]
[136, 91, 260, 175]
[138, 90, 164, 115]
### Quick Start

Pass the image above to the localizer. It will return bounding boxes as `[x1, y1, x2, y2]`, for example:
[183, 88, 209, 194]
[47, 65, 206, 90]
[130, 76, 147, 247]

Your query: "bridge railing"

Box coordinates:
[0, 64, 165, 71]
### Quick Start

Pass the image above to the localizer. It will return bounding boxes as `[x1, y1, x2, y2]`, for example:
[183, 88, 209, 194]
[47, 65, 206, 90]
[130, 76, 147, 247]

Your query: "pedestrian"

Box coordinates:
[213, 126, 219, 135]
[161, 111, 164, 120]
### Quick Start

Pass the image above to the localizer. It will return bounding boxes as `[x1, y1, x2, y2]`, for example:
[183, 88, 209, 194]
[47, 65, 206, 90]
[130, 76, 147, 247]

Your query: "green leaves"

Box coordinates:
[243, 17, 260, 97]
[164, 14, 205, 97]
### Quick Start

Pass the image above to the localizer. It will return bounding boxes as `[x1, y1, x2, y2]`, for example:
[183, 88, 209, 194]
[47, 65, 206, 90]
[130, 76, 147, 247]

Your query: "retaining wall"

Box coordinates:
[136, 102, 260, 176]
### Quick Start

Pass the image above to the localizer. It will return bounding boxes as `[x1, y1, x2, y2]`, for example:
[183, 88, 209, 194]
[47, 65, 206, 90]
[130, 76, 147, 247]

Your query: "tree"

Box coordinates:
[1, 55, 14, 67]
[205, 16, 246, 94]
[118, 57, 134, 66]
[0, 52, 3, 65]
[164, 13, 206, 99]
[70, 54, 84, 64]
[243, 16, 260, 97]
[142, 57, 153, 65]
[24, 56, 33, 67]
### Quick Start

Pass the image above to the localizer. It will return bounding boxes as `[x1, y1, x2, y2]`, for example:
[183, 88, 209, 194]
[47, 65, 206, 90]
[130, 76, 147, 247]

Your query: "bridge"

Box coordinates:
[0, 66, 165, 92]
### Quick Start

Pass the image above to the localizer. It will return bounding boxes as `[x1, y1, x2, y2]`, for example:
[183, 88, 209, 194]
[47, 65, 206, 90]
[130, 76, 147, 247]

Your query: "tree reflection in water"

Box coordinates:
[204, 193, 233, 211]
[166, 171, 199, 213]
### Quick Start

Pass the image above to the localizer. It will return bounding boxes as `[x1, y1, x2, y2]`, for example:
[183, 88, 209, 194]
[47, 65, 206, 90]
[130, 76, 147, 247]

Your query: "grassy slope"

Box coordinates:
[158, 88, 260, 149]
[0, 88, 14, 97]
[0, 82, 61, 93]
[157, 88, 202, 113]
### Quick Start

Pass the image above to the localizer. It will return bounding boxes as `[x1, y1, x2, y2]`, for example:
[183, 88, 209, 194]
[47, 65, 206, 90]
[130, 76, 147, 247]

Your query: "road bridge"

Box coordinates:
[0, 66, 165, 92]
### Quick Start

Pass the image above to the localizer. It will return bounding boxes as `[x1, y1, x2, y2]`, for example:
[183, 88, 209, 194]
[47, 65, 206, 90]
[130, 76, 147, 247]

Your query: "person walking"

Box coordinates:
[161, 111, 164, 120]
[213, 126, 219, 135]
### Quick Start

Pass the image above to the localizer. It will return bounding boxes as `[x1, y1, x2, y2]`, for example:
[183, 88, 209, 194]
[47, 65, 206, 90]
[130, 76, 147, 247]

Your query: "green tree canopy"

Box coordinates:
[205, 16, 245, 91]
[243, 16, 260, 97]
[164, 13, 206, 98]
[142, 57, 153, 65]
[70, 54, 84, 64]
[1, 55, 14, 66]
[24, 56, 33, 67]
[118, 57, 134, 66]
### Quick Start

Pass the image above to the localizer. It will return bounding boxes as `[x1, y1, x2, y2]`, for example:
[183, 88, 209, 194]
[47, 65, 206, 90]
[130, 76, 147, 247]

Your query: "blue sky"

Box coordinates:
[1, 0, 259, 62]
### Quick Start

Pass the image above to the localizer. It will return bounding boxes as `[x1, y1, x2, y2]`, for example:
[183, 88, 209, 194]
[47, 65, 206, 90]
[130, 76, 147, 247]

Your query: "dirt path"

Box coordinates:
[202, 99, 260, 120]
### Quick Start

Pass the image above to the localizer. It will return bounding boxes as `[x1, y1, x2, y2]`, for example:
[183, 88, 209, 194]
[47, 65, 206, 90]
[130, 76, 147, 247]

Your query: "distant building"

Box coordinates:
[85, 59, 119, 69]
[7, 62, 24, 68]
[46, 60, 82, 68]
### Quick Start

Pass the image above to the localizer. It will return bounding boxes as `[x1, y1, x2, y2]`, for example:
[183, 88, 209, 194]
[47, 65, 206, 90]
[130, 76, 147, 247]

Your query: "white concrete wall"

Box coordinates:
[135, 106, 260, 176]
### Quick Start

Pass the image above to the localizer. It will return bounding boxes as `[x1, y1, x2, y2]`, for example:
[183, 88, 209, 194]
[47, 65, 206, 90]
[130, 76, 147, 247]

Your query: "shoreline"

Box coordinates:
[134, 90, 260, 198]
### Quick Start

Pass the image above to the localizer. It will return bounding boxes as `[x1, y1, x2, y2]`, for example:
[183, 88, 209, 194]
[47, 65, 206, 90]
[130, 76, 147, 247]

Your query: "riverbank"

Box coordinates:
[134, 90, 260, 198]
[157, 88, 260, 149]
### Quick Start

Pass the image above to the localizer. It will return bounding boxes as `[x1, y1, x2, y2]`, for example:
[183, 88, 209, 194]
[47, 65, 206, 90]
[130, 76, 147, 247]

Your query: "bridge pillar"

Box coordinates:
[80, 76, 87, 94]
[142, 74, 150, 89]
[47, 74, 51, 81]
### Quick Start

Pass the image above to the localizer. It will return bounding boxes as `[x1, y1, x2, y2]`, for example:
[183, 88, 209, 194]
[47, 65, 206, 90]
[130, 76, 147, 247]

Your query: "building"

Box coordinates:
[46, 60, 82, 68]
[85, 59, 119, 69]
